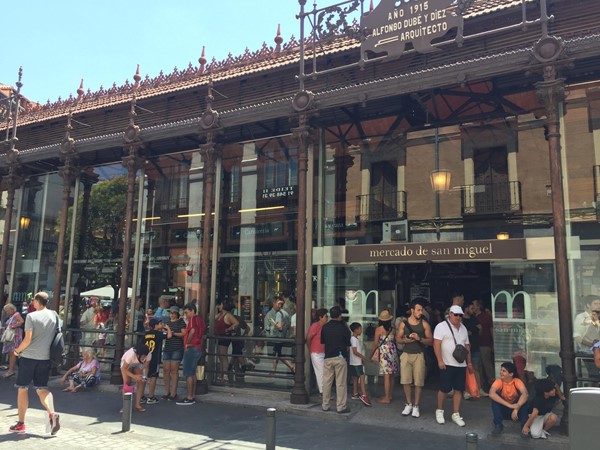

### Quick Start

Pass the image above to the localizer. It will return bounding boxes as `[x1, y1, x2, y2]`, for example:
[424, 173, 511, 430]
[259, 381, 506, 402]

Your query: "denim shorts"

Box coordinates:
[162, 349, 183, 362]
[182, 346, 202, 377]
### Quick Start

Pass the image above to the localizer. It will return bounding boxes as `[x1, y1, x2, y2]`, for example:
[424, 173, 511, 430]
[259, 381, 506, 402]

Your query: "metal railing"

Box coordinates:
[461, 181, 521, 215]
[355, 190, 407, 222]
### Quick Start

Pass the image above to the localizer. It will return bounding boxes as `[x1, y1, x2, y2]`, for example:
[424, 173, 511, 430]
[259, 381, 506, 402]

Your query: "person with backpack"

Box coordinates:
[10, 292, 61, 435]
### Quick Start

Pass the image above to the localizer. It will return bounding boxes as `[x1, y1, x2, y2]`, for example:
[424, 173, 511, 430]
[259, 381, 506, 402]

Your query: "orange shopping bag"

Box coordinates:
[465, 369, 480, 398]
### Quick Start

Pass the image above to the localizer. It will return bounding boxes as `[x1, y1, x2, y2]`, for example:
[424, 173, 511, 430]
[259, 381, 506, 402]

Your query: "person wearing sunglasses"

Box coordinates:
[433, 304, 472, 428]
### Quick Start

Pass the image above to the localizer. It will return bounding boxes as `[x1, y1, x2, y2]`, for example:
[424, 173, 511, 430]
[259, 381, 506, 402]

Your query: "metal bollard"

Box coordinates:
[122, 392, 133, 432]
[266, 408, 276, 450]
[465, 432, 478, 450]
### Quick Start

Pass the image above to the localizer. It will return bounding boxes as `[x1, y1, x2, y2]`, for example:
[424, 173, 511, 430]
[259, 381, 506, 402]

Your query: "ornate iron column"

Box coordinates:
[0, 69, 24, 310]
[0, 156, 23, 310]
[534, 36, 574, 434]
[199, 134, 218, 318]
[69, 167, 99, 360]
[290, 113, 310, 404]
[198, 82, 221, 318]
[111, 97, 145, 384]
[53, 114, 80, 312]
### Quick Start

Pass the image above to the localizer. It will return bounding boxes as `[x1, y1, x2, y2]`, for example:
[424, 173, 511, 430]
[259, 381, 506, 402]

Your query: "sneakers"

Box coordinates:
[463, 392, 471, 400]
[359, 394, 372, 407]
[176, 398, 196, 406]
[351, 393, 360, 400]
[337, 407, 351, 414]
[50, 413, 60, 436]
[161, 393, 171, 400]
[491, 424, 503, 435]
[145, 397, 159, 404]
[140, 396, 148, 404]
[9, 422, 25, 433]
[411, 405, 420, 418]
[479, 389, 489, 397]
[402, 403, 413, 416]
[451, 412, 466, 427]
[435, 409, 445, 424]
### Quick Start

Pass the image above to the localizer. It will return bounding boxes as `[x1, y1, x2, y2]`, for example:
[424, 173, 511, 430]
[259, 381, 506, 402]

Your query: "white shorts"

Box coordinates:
[530, 413, 553, 439]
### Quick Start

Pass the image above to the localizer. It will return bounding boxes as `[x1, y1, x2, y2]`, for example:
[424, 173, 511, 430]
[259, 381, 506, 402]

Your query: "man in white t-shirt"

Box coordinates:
[11, 292, 61, 435]
[433, 305, 472, 428]
[573, 296, 600, 353]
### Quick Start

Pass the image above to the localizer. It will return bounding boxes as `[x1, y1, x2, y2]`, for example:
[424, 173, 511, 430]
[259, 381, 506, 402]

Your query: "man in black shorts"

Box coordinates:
[433, 305, 472, 427]
[11, 292, 61, 435]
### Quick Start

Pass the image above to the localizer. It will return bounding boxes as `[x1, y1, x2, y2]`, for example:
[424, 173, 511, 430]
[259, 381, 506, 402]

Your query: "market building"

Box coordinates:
[2, 0, 600, 403]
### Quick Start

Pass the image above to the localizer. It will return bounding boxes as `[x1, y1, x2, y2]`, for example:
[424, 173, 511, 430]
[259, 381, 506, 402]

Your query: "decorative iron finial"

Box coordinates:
[275, 24, 283, 54]
[199, 46, 207, 74]
[61, 112, 76, 156]
[77, 79, 84, 99]
[132, 64, 141, 91]
[16, 66, 23, 90]
[123, 95, 141, 144]
[206, 79, 214, 109]
[199, 79, 220, 130]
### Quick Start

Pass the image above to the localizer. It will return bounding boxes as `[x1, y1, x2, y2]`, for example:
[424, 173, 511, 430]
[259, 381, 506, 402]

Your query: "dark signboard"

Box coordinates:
[260, 185, 296, 200]
[361, 0, 460, 58]
[346, 239, 527, 263]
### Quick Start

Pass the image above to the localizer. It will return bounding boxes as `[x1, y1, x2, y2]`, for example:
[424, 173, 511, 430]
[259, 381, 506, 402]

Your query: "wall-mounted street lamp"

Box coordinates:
[430, 169, 452, 193]
[497, 232, 510, 240]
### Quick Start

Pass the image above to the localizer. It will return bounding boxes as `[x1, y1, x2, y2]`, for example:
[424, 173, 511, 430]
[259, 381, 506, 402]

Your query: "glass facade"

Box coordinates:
[3, 81, 600, 391]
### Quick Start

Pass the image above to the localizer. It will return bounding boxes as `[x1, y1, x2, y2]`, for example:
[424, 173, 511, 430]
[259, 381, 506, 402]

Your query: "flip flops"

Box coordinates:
[2, 372, 15, 379]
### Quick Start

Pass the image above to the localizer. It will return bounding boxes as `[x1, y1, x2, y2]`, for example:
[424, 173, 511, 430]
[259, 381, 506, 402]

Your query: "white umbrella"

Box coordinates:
[80, 285, 132, 298]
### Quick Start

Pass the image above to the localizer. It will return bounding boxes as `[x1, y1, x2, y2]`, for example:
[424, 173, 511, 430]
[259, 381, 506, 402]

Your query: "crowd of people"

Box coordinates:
[306, 294, 570, 441]
[1, 288, 598, 440]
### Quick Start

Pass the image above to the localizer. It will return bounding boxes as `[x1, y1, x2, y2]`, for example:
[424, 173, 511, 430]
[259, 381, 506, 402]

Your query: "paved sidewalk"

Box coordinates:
[0, 375, 570, 449]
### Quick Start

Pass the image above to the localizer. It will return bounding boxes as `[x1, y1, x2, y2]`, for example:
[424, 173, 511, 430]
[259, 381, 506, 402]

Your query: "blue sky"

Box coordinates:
[2, 1, 304, 104]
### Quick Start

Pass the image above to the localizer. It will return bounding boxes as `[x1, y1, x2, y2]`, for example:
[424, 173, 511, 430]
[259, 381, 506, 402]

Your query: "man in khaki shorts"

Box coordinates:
[396, 299, 433, 418]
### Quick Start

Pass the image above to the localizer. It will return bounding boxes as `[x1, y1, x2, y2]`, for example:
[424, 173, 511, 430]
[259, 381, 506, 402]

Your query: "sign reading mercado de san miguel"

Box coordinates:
[346, 239, 527, 263]
[361, 0, 461, 58]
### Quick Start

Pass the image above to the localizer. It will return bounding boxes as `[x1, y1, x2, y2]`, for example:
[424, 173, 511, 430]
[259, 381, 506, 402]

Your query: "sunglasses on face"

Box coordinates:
[452, 313, 464, 317]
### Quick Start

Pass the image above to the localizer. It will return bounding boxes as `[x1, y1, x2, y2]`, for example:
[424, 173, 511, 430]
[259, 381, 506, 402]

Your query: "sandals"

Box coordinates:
[134, 406, 146, 412]
[2, 372, 15, 379]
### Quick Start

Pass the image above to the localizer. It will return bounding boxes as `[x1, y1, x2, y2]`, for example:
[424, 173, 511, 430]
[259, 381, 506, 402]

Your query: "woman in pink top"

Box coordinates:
[120, 343, 151, 412]
[60, 349, 100, 392]
[306, 308, 328, 394]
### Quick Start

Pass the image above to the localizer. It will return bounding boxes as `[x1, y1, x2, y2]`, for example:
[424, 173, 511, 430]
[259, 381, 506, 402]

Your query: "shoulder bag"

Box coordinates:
[446, 320, 469, 364]
[0, 313, 17, 343]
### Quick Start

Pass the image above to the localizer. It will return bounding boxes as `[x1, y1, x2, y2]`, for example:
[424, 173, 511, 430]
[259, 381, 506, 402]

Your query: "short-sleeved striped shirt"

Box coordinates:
[163, 318, 186, 352]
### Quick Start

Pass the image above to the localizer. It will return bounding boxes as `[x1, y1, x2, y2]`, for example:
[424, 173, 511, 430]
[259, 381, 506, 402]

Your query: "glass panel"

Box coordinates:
[561, 85, 600, 384]
[218, 137, 298, 389]
[140, 150, 201, 313]
[9, 174, 63, 312]
[320, 264, 393, 382]
[490, 261, 559, 379]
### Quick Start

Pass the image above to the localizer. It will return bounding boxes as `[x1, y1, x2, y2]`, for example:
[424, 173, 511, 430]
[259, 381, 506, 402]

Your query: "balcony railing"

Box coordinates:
[355, 190, 407, 222]
[461, 181, 521, 215]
